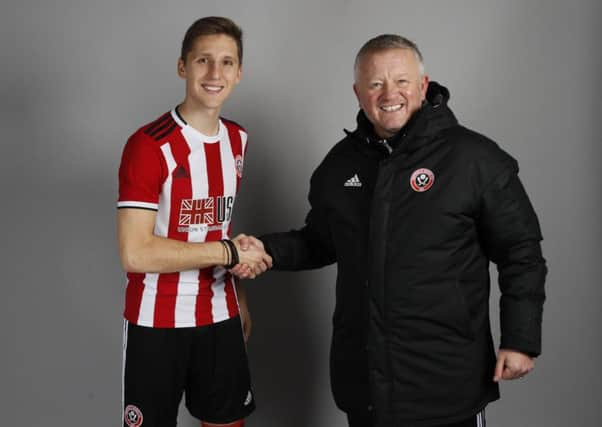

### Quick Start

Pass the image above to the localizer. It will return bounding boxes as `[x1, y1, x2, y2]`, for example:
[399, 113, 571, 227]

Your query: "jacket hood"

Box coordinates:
[348, 81, 458, 154]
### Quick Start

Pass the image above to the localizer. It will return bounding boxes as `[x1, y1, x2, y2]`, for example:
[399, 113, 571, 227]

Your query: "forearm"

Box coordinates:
[120, 235, 227, 274]
[261, 229, 335, 271]
[498, 239, 546, 355]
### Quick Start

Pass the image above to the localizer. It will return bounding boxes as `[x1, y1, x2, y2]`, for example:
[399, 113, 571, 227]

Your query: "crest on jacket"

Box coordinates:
[410, 168, 435, 192]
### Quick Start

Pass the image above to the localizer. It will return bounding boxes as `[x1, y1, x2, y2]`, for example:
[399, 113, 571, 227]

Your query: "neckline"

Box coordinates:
[171, 107, 225, 143]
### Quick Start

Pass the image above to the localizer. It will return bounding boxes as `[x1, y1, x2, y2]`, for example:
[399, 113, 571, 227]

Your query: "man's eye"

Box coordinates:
[371, 82, 382, 89]
[224, 59, 234, 66]
[198, 58, 208, 64]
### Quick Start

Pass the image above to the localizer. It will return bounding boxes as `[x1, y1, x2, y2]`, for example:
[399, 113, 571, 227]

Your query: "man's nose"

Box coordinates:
[208, 61, 220, 79]
[382, 81, 397, 98]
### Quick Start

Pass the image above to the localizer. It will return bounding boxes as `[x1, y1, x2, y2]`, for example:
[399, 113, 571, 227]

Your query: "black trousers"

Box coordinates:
[347, 408, 486, 427]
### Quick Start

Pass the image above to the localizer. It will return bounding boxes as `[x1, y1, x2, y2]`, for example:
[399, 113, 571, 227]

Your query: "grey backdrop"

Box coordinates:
[2, 0, 601, 426]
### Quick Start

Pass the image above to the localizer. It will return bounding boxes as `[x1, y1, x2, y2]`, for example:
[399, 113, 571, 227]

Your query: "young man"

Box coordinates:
[117, 17, 271, 427]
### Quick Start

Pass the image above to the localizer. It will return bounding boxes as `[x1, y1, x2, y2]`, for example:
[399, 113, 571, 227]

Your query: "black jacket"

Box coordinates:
[261, 82, 546, 427]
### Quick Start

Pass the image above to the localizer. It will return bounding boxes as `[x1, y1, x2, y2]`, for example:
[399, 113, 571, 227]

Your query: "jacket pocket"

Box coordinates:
[402, 280, 475, 342]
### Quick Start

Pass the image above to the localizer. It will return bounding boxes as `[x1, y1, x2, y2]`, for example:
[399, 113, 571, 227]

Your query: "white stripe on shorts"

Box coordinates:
[476, 408, 486, 427]
[121, 320, 129, 424]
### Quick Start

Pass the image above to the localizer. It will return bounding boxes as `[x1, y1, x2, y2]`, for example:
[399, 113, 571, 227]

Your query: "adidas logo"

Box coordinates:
[344, 174, 362, 187]
[174, 165, 189, 178]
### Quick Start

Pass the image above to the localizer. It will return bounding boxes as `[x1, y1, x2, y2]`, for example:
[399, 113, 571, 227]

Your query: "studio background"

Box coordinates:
[2, 0, 600, 426]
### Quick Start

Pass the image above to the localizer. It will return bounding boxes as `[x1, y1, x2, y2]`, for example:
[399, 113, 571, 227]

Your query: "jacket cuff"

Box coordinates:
[499, 334, 541, 357]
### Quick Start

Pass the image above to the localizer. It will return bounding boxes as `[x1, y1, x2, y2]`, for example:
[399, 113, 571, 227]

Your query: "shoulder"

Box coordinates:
[443, 125, 517, 172]
[126, 112, 177, 148]
[137, 111, 180, 142]
[311, 136, 355, 179]
[121, 113, 174, 164]
[220, 117, 247, 135]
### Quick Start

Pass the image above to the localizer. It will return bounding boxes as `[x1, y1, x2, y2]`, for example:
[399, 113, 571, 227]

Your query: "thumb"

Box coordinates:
[493, 353, 506, 382]
[238, 236, 250, 251]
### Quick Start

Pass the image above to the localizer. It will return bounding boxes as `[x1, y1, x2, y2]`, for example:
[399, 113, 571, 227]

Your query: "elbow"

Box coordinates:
[119, 246, 147, 273]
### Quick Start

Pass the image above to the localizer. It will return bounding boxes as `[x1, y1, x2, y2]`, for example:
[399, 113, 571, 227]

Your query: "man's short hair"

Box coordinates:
[354, 34, 425, 80]
[180, 16, 243, 65]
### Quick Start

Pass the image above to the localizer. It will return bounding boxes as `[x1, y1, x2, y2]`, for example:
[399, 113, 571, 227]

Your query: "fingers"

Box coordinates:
[230, 235, 272, 279]
[493, 353, 506, 382]
[233, 234, 265, 252]
[263, 252, 273, 269]
[232, 234, 251, 251]
[494, 349, 535, 382]
[229, 263, 253, 279]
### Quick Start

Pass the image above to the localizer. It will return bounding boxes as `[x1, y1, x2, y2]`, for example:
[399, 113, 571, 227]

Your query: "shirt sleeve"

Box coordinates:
[117, 132, 165, 210]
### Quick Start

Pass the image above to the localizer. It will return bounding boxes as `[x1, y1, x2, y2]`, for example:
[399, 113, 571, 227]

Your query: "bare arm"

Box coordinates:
[117, 208, 271, 273]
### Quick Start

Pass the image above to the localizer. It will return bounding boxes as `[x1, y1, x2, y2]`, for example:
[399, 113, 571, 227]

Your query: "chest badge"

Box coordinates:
[410, 168, 435, 192]
[235, 154, 244, 178]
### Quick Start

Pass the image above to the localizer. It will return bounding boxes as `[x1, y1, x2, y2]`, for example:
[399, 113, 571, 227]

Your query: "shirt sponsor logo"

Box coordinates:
[410, 168, 435, 192]
[177, 196, 234, 232]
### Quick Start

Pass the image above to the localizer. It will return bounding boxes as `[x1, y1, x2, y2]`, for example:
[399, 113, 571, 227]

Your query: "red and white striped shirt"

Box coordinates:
[117, 109, 247, 328]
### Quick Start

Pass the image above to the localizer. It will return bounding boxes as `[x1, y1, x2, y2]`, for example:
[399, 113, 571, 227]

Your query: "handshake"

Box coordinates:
[229, 234, 272, 279]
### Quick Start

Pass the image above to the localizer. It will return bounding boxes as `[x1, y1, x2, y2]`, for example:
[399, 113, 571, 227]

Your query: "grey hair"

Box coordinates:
[353, 34, 425, 81]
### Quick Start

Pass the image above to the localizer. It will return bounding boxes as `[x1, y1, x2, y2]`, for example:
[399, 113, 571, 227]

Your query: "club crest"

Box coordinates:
[410, 168, 435, 192]
[124, 405, 143, 427]
[235, 154, 244, 178]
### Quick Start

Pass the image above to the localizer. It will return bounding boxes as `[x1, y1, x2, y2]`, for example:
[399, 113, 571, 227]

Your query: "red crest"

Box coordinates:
[124, 405, 143, 427]
[410, 168, 435, 192]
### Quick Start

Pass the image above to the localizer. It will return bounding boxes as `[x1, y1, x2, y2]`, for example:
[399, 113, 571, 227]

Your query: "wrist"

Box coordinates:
[221, 239, 239, 269]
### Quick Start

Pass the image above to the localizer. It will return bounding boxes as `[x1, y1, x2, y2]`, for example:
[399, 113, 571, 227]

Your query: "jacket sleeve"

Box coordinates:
[478, 161, 547, 356]
[260, 173, 336, 271]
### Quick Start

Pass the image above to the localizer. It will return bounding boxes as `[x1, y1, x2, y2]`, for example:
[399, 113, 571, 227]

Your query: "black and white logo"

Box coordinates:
[344, 174, 362, 187]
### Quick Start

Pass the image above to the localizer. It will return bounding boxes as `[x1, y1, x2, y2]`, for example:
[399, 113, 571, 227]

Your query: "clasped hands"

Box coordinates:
[230, 234, 271, 279]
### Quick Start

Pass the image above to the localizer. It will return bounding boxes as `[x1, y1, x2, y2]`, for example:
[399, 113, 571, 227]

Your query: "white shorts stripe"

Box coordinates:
[121, 320, 129, 422]
[476, 408, 486, 427]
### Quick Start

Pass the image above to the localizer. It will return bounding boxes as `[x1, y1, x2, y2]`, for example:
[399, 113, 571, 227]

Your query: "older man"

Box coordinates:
[238, 34, 546, 427]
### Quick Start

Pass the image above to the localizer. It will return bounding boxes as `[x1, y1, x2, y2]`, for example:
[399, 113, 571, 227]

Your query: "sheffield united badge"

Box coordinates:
[124, 405, 143, 427]
[410, 168, 435, 192]
[235, 154, 244, 178]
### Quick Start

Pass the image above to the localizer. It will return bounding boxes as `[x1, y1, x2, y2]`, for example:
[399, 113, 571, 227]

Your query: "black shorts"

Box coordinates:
[122, 316, 255, 427]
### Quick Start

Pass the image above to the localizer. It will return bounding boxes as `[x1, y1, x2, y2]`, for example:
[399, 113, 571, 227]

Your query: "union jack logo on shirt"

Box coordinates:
[179, 198, 214, 225]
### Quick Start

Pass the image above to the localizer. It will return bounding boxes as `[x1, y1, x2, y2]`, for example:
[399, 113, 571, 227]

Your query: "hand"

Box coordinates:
[230, 234, 272, 279]
[493, 349, 534, 382]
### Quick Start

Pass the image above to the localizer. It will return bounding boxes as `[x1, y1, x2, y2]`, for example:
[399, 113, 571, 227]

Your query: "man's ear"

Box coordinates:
[177, 58, 186, 79]
[353, 83, 361, 108]
[420, 75, 429, 100]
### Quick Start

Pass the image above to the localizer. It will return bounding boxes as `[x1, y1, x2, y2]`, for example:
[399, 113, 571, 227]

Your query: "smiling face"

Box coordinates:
[177, 34, 241, 113]
[353, 48, 428, 139]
